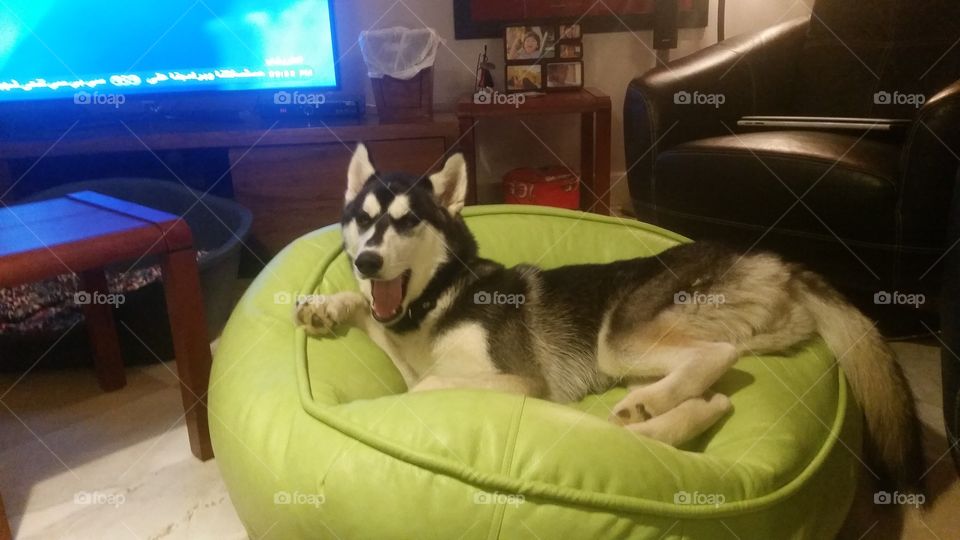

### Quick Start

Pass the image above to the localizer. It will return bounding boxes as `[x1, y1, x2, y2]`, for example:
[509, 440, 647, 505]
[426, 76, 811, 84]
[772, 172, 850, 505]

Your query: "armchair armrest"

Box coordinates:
[941, 168, 960, 474]
[898, 79, 960, 246]
[624, 17, 809, 213]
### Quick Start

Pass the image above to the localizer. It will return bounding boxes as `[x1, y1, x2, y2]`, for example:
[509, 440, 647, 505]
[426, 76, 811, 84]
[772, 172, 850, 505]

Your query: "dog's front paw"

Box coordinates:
[295, 292, 365, 336]
[295, 294, 335, 335]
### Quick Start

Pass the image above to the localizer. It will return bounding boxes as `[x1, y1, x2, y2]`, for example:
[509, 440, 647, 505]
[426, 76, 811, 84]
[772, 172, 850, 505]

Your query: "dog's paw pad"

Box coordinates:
[610, 395, 653, 425]
[295, 296, 338, 336]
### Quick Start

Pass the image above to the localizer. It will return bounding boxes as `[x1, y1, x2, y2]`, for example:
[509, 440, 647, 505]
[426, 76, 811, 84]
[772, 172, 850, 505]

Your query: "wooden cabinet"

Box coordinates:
[0, 114, 459, 257]
[230, 127, 456, 255]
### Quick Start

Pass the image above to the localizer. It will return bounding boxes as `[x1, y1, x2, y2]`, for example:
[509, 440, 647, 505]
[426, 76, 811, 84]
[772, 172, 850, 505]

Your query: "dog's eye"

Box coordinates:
[356, 214, 373, 228]
[394, 214, 421, 230]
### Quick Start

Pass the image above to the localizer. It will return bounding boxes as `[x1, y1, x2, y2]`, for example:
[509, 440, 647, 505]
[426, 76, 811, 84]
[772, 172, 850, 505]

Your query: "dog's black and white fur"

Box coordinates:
[296, 144, 922, 487]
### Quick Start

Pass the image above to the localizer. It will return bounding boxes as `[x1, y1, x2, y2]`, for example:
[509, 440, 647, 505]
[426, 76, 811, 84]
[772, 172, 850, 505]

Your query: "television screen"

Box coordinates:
[0, 0, 339, 103]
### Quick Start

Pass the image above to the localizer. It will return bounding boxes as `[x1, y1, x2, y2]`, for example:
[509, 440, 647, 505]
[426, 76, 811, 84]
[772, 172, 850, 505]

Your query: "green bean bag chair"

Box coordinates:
[210, 205, 861, 540]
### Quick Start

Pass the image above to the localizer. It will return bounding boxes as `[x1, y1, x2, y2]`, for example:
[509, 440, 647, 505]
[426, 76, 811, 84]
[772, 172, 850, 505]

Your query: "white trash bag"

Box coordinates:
[359, 27, 441, 80]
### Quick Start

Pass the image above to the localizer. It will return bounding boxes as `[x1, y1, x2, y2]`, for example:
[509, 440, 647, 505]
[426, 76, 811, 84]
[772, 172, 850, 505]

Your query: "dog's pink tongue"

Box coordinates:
[371, 276, 404, 320]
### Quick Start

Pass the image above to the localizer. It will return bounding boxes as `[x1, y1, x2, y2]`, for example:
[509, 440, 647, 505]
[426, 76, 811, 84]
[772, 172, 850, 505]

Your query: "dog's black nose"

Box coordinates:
[355, 252, 384, 277]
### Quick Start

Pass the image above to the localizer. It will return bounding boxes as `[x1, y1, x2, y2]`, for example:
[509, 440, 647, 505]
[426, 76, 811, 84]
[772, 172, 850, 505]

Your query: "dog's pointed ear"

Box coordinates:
[346, 143, 376, 203]
[429, 153, 468, 215]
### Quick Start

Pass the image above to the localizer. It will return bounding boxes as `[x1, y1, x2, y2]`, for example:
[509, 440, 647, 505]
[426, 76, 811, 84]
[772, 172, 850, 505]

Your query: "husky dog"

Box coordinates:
[296, 144, 922, 487]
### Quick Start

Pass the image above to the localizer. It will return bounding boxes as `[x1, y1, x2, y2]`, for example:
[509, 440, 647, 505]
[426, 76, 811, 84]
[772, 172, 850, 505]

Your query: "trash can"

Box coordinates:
[360, 27, 440, 123]
[0, 178, 252, 371]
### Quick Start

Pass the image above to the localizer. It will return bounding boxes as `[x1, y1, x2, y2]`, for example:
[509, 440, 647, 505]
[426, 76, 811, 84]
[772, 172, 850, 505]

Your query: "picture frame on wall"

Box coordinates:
[506, 64, 543, 92]
[504, 25, 556, 61]
[559, 23, 581, 40]
[558, 43, 582, 59]
[503, 21, 584, 93]
[546, 62, 583, 89]
[455, 0, 708, 40]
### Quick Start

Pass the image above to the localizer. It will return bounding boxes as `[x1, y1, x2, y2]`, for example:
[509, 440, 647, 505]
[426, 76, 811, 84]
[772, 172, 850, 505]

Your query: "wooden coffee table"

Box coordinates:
[0, 493, 9, 540]
[455, 87, 612, 214]
[0, 190, 214, 454]
[0, 191, 215, 537]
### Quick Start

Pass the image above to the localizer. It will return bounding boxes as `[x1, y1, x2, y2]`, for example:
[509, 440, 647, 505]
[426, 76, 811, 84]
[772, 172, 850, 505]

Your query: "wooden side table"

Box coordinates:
[0, 492, 9, 540]
[0, 191, 213, 460]
[455, 87, 612, 214]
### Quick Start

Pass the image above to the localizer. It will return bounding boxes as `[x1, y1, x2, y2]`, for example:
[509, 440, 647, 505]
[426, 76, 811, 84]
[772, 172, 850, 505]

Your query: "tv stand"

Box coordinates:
[0, 114, 459, 255]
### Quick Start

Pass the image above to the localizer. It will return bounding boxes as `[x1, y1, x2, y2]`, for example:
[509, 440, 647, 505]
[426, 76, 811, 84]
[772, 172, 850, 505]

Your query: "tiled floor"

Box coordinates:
[0, 360, 246, 539]
[1, 340, 957, 539]
[839, 340, 960, 540]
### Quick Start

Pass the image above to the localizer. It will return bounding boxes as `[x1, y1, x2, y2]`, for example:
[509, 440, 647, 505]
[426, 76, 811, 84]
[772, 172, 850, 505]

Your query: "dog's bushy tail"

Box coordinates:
[796, 271, 923, 490]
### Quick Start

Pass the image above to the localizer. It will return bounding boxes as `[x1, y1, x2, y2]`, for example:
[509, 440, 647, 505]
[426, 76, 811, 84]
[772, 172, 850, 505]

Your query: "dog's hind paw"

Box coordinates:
[295, 292, 365, 336]
[609, 393, 655, 426]
[609, 384, 684, 425]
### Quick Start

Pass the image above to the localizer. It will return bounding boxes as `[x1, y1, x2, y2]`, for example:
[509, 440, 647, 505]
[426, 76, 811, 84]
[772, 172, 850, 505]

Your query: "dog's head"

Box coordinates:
[341, 143, 469, 324]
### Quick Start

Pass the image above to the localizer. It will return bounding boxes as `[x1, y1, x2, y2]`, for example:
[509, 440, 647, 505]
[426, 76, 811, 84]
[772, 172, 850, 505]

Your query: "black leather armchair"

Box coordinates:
[942, 168, 960, 473]
[624, 1, 960, 325]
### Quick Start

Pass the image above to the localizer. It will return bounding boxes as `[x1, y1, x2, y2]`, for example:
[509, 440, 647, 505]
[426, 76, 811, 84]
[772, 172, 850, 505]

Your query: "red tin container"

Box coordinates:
[503, 166, 580, 209]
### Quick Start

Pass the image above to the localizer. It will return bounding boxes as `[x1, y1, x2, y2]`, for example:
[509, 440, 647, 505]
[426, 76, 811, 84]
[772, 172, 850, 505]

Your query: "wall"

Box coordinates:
[334, 0, 811, 210]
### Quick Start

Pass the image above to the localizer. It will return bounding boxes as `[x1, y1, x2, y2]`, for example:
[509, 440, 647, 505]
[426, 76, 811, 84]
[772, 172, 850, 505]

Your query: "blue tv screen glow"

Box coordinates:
[0, 0, 339, 103]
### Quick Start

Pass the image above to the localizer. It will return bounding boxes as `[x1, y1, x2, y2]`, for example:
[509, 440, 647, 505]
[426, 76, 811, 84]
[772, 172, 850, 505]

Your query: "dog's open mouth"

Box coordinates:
[370, 270, 411, 323]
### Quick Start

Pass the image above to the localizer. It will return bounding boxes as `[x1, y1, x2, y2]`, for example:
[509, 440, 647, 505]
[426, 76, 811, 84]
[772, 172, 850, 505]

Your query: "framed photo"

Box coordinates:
[559, 23, 581, 40]
[455, 0, 709, 39]
[505, 25, 556, 61]
[546, 62, 582, 89]
[558, 43, 582, 59]
[506, 64, 543, 92]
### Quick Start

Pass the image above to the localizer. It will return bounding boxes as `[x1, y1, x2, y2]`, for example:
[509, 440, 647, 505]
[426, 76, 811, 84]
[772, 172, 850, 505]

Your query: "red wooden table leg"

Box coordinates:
[580, 111, 596, 213]
[595, 106, 612, 215]
[0, 491, 11, 540]
[78, 270, 126, 391]
[458, 116, 479, 205]
[160, 249, 214, 461]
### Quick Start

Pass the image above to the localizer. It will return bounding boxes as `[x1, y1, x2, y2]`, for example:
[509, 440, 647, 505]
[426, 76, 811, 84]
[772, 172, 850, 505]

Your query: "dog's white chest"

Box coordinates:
[429, 323, 498, 377]
[376, 322, 499, 385]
